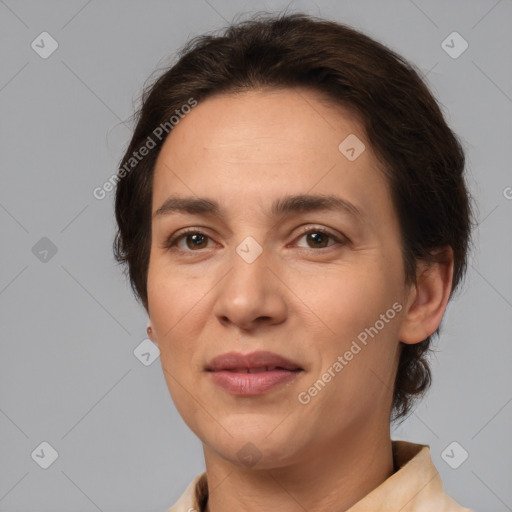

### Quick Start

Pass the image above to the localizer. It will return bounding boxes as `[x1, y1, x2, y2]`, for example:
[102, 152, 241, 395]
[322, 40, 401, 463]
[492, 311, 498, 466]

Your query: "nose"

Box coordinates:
[213, 245, 288, 331]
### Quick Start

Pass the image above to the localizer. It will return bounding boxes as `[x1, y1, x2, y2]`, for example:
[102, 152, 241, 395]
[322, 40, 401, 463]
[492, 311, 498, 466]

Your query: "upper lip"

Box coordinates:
[205, 351, 303, 372]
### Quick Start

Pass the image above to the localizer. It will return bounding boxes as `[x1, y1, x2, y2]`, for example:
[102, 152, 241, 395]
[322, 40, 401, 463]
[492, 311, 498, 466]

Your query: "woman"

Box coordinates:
[113, 12, 474, 511]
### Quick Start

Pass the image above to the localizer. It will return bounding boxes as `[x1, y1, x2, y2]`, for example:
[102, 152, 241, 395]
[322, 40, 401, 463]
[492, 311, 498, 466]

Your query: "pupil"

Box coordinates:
[186, 233, 328, 250]
[189, 234, 206, 248]
[308, 232, 326, 247]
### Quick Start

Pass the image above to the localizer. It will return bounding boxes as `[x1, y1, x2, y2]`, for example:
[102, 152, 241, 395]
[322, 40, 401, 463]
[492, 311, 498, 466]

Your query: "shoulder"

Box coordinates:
[166, 473, 207, 512]
[347, 440, 474, 511]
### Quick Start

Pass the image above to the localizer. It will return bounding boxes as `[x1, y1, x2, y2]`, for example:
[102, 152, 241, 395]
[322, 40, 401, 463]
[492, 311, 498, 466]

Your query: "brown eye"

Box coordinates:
[165, 230, 213, 251]
[184, 233, 209, 250]
[295, 228, 343, 250]
[305, 231, 330, 248]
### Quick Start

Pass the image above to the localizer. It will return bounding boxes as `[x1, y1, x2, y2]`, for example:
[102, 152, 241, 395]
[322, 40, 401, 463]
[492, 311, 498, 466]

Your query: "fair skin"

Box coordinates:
[146, 87, 454, 512]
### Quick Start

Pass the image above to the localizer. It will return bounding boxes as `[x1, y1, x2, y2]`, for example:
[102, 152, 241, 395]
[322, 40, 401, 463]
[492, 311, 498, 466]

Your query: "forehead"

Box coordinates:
[152, 88, 390, 221]
[157, 87, 365, 163]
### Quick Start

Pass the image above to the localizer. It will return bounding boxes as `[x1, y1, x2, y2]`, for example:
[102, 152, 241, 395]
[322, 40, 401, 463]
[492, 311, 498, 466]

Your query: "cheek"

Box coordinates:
[147, 262, 194, 366]
[289, 260, 402, 340]
[147, 268, 199, 419]
[289, 255, 404, 400]
[147, 255, 204, 332]
[146, 257, 219, 392]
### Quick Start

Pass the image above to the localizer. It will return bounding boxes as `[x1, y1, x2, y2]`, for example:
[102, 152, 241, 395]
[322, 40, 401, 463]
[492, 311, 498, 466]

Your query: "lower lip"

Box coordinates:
[208, 369, 302, 395]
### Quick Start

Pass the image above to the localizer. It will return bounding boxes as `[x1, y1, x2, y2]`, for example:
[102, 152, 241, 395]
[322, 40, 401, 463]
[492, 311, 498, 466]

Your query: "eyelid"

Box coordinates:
[163, 227, 218, 250]
[164, 224, 348, 252]
[291, 225, 348, 248]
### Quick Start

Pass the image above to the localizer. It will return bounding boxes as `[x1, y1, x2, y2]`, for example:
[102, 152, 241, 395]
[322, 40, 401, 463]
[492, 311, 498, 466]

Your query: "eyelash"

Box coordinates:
[164, 226, 348, 253]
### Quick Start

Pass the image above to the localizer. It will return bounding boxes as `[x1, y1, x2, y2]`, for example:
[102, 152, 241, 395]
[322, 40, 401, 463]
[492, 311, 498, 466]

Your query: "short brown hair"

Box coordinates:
[113, 12, 473, 423]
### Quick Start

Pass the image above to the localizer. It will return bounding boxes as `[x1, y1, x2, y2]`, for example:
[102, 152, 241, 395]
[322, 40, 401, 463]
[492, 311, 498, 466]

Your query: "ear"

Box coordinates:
[146, 323, 156, 343]
[398, 246, 454, 344]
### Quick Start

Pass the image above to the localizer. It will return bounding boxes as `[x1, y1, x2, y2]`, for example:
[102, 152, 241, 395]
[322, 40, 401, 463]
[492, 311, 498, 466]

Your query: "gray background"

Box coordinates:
[1, 0, 511, 511]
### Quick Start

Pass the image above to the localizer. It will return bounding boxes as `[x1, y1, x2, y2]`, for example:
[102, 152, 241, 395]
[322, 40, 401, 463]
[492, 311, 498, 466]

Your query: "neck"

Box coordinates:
[203, 424, 394, 512]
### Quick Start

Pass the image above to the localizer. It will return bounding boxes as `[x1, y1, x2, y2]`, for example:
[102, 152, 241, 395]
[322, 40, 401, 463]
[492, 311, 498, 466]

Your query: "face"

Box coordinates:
[147, 88, 411, 469]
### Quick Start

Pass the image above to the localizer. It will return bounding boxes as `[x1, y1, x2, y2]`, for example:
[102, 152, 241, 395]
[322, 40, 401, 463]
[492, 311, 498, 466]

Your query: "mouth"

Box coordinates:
[219, 366, 300, 373]
[205, 351, 304, 395]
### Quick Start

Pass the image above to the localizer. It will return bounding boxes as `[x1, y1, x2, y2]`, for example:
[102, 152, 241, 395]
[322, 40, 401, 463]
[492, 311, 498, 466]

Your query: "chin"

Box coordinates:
[217, 439, 302, 470]
[200, 418, 309, 470]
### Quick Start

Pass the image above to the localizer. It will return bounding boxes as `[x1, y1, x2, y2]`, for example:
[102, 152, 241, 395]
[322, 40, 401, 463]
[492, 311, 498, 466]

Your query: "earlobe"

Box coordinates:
[147, 324, 155, 342]
[398, 247, 454, 345]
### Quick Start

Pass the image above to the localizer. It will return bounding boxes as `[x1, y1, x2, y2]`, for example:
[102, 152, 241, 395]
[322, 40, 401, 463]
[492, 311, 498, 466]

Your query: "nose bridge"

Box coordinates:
[226, 236, 269, 303]
[213, 235, 286, 328]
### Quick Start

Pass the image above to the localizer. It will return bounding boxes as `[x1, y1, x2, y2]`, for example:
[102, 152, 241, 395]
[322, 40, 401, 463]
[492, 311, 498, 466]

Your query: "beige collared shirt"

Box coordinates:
[167, 440, 473, 511]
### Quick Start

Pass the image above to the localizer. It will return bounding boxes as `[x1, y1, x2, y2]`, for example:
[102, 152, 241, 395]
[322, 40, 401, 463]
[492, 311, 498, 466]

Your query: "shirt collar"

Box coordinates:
[168, 440, 472, 511]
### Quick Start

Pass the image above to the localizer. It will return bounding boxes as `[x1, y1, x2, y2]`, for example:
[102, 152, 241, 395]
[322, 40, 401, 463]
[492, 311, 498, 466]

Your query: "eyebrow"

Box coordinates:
[153, 194, 364, 222]
[153, 194, 364, 220]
